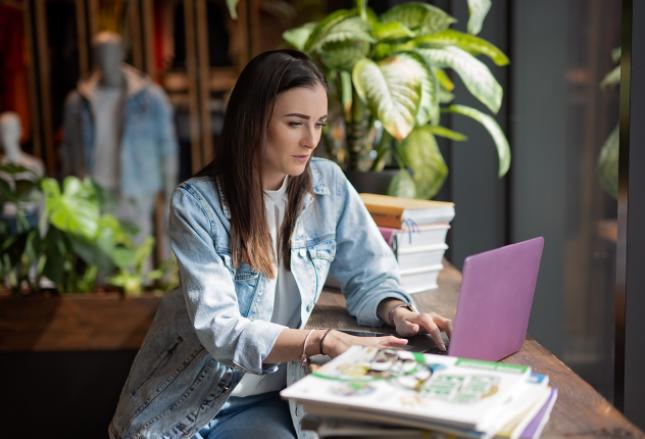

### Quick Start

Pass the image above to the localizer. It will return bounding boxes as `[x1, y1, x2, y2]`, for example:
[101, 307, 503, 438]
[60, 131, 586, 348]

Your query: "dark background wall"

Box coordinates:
[0, 351, 137, 438]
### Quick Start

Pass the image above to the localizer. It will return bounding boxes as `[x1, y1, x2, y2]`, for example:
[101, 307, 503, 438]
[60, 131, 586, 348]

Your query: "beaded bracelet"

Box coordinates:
[300, 329, 315, 367]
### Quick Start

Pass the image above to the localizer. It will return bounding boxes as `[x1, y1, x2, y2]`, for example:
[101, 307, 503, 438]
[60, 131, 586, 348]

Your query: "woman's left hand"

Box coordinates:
[392, 308, 452, 351]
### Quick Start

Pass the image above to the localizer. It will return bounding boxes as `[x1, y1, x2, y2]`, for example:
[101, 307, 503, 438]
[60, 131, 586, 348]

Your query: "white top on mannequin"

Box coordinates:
[90, 87, 122, 189]
[231, 177, 302, 397]
[89, 32, 126, 190]
[0, 112, 44, 176]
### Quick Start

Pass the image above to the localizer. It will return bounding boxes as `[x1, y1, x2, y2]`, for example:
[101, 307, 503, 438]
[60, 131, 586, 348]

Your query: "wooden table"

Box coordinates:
[306, 265, 644, 438]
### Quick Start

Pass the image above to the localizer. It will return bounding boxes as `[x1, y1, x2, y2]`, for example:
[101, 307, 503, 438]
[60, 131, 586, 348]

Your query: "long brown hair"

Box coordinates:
[199, 49, 326, 277]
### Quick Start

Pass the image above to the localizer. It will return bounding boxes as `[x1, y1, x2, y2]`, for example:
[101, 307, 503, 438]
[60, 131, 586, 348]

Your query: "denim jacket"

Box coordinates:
[108, 158, 413, 439]
[61, 65, 177, 198]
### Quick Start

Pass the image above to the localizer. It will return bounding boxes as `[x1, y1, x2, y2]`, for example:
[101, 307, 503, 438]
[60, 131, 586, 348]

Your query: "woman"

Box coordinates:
[109, 49, 452, 439]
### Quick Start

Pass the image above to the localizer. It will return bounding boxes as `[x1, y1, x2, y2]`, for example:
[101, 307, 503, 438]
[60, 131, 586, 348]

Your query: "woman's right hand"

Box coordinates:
[320, 330, 408, 358]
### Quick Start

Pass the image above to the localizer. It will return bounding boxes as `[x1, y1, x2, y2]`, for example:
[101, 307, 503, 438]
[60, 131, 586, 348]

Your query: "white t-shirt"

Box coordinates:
[231, 177, 302, 397]
[90, 87, 122, 189]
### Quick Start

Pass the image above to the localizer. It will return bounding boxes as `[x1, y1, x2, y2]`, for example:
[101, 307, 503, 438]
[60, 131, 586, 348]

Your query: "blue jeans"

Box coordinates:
[192, 391, 296, 439]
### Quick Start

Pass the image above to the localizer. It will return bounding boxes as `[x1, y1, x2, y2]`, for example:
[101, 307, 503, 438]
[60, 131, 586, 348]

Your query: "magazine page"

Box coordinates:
[281, 346, 531, 431]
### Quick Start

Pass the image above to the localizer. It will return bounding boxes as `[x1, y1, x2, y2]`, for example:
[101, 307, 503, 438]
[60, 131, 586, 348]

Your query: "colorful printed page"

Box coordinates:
[281, 346, 531, 432]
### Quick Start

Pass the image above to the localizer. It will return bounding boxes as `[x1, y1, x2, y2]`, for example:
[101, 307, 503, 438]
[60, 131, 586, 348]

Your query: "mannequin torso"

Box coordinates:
[0, 112, 44, 177]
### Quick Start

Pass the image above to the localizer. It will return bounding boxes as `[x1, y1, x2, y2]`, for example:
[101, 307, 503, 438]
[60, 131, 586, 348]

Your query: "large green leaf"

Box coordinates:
[371, 21, 414, 41]
[306, 10, 372, 52]
[415, 57, 440, 126]
[414, 29, 509, 66]
[372, 41, 415, 59]
[467, 0, 491, 35]
[94, 214, 135, 270]
[319, 40, 370, 71]
[417, 47, 502, 113]
[69, 234, 115, 274]
[283, 22, 316, 51]
[448, 104, 511, 176]
[597, 125, 618, 198]
[310, 16, 374, 53]
[42, 177, 100, 239]
[352, 54, 425, 141]
[381, 2, 455, 35]
[396, 126, 447, 199]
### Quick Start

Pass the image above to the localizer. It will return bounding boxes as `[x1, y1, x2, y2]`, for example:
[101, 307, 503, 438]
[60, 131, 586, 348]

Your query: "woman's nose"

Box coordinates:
[300, 126, 316, 149]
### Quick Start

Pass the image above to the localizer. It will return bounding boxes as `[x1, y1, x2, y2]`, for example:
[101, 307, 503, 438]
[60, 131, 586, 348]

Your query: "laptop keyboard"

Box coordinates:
[339, 330, 450, 355]
[403, 335, 450, 355]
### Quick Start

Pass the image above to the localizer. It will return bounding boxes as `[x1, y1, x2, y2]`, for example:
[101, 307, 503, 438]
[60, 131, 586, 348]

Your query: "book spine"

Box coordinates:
[363, 203, 405, 218]
[370, 212, 403, 229]
[377, 226, 398, 246]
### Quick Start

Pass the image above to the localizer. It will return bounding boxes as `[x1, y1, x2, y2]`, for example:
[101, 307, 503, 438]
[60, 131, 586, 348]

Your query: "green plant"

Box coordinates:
[0, 172, 175, 295]
[597, 47, 620, 199]
[280, 0, 510, 198]
[0, 164, 45, 293]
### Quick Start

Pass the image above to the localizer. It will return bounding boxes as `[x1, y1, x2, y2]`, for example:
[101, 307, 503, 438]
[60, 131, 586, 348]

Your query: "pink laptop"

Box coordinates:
[446, 237, 545, 361]
[341, 237, 544, 360]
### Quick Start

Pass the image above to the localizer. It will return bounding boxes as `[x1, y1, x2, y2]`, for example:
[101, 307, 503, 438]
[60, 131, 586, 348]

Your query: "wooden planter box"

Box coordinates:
[0, 292, 162, 351]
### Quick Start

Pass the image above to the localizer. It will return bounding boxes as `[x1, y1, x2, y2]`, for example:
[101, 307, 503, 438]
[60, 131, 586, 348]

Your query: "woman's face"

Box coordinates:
[262, 83, 328, 190]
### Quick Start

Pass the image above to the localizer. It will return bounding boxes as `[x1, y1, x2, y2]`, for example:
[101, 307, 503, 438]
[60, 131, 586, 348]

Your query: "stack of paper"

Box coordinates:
[281, 346, 557, 438]
[360, 193, 455, 293]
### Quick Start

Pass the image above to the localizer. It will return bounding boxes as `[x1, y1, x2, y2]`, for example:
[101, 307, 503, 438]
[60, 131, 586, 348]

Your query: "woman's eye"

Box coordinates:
[288, 122, 303, 127]
[316, 122, 327, 129]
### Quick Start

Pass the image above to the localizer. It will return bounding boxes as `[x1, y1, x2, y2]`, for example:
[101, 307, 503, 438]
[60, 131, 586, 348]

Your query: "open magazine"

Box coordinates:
[281, 346, 550, 436]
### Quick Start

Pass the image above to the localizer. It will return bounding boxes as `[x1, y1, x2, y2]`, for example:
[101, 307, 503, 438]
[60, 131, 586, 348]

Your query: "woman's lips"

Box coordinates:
[293, 155, 309, 163]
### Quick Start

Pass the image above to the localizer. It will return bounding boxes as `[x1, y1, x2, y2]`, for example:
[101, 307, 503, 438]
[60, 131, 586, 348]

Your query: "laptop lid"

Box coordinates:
[447, 237, 544, 361]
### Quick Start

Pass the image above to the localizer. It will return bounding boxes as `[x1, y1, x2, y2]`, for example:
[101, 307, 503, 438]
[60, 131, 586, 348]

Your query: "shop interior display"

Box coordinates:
[61, 31, 178, 251]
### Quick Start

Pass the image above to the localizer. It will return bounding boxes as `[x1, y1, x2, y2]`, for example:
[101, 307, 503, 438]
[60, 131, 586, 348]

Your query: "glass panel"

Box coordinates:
[511, 0, 621, 401]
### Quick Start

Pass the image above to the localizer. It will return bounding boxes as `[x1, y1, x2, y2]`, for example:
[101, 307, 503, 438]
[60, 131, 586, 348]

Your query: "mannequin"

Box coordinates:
[61, 32, 178, 250]
[0, 112, 43, 221]
[0, 112, 44, 176]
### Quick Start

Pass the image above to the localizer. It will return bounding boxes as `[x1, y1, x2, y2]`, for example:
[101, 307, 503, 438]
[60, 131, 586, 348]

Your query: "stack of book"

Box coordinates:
[282, 346, 558, 439]
[360, 193, 456, 293]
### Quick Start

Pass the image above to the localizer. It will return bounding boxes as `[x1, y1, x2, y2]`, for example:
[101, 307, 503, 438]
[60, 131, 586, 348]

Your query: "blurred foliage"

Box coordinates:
[597, 47, 620, 199]
[0, 167, 177, 295]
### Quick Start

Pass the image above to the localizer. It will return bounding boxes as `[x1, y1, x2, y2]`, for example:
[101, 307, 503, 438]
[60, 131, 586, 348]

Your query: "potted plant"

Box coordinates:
[0, 166, 178, 350]
[279, 0, 510, 199]
[0, 168, 171, 296]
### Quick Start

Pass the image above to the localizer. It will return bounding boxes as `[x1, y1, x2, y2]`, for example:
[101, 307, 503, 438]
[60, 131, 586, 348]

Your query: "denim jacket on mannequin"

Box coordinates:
[61, 65, 177, 198]
[108, 158, 413, 439]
